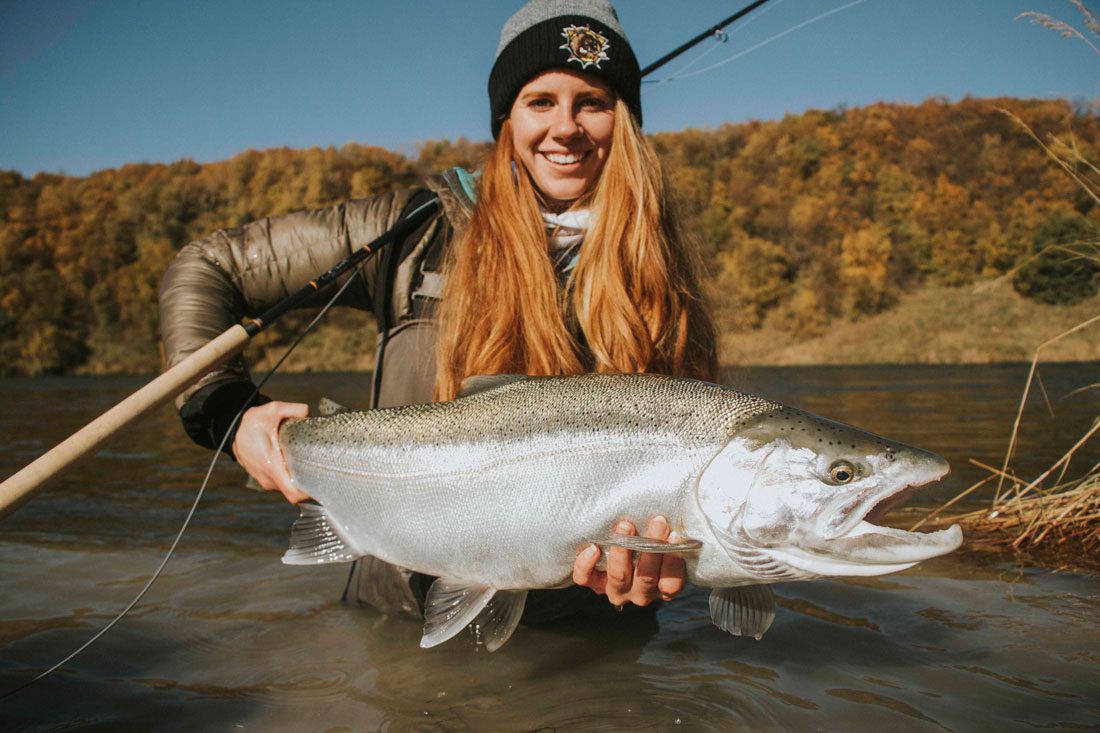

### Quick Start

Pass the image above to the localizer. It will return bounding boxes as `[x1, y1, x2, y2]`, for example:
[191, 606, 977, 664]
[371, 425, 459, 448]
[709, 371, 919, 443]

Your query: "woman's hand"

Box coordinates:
[572, 515, 687, 607]
[232, 401, 310, 504]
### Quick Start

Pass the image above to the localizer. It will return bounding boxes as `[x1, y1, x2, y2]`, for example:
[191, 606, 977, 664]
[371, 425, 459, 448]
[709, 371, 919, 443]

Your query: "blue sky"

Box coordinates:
[2, 0, 1098, 178]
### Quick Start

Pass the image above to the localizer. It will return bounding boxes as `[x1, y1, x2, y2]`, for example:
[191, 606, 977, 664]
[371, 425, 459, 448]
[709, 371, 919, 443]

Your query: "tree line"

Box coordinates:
[1, 96, 1096, 376]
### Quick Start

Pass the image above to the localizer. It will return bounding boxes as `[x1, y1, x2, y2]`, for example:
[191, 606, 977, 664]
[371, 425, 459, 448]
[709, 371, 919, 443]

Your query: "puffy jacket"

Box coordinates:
[159, 169, 477, 450]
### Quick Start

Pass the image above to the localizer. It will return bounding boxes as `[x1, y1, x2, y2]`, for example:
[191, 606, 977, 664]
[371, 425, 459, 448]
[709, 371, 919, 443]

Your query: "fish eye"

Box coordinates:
[828, 460, 857, 484]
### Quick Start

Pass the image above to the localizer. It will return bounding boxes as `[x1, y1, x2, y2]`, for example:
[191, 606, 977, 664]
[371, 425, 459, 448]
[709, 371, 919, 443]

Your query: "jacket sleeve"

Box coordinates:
[158, 188, 417, 450]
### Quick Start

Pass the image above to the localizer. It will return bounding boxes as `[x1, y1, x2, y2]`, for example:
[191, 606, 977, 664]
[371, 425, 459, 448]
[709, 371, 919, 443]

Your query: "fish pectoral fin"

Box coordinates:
[587, 533, 703, 553]
[281, 501, 362, 565]
[709, 585, 776, 641]
[471, 589, 528, 652]
[317, 397, 351, 416]
[457, 374, 527, 398]
[421, 579, 497, 649]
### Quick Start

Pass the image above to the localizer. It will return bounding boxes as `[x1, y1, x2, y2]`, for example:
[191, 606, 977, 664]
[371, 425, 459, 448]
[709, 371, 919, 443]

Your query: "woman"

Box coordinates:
[159, 0, 718, 622]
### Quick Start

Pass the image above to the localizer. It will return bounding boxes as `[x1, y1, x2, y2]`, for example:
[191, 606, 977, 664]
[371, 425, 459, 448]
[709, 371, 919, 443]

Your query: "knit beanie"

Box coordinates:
[489, 0, 642, 138]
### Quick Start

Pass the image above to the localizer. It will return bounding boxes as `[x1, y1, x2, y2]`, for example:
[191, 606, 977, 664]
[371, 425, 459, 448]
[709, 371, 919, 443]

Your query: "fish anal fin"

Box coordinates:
[470, 589, 528, 652]
[421, 580, 496, 649]
[281, 501, 362, 565]
[709, 585, 776, 640]
[457, 375, 527, 399]
[587, 533, 703, 553]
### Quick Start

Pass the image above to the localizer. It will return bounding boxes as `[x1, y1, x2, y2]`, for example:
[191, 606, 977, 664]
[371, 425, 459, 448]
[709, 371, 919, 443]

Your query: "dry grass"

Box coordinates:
[913, 317, 1100, 558]
[1018, 1, 1100, 58]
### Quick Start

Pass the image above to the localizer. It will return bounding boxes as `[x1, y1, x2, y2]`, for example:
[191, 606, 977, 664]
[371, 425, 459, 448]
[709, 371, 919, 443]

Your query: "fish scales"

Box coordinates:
[282, 374, 777, 588]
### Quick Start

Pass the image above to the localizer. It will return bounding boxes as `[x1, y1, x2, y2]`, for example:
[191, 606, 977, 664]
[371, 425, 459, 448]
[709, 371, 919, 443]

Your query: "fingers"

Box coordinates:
[232, 401, 311, 504]
[572, 543, 604, 592]
[604, 520, 637, 606]
[658, 531, 687, 600]
[573, 515, 686, 609]
[632, 515, 669, 602]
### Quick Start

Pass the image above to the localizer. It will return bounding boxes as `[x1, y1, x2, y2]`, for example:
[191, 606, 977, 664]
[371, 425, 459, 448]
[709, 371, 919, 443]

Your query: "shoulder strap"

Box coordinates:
[373, 187, 442, 335]
[439, 167, 479, 214]
[409, 166, 479, 305]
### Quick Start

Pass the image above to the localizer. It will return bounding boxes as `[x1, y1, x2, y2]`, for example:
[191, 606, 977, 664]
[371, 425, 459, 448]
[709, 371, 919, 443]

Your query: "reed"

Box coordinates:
[915, 3, 1100, 562]
[913, 207, 1098, 559]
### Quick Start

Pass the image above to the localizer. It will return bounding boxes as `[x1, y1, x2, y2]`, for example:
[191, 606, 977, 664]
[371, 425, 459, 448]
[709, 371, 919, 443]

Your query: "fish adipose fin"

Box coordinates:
[588, 533, 703, 553]
[317, 397, 351, 416]
[421, 580, 528, 651]
[281, 501, 362, 565]
[709, 585, 776, 640]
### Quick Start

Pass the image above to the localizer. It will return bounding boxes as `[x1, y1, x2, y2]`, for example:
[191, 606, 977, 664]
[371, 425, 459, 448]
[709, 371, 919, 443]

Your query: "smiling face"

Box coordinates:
[509, 69, 616, 208]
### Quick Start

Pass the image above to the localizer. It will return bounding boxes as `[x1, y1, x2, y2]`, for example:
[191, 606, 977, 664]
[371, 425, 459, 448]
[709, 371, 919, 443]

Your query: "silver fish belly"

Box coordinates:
[278, 373, 962, 651]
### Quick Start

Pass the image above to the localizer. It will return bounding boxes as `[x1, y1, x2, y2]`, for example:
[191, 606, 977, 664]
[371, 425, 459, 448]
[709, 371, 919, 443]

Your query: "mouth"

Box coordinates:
[864, 482, 926, 525]
[541, 151, 589, 167]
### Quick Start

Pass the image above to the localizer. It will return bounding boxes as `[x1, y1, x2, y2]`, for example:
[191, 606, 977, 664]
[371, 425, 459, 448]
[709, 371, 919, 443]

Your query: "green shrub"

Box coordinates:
[1012, 214, 1099, 305]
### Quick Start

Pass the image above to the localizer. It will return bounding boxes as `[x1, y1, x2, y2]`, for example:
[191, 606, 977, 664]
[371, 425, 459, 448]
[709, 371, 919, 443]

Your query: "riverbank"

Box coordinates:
[719, 281, 1100, 366]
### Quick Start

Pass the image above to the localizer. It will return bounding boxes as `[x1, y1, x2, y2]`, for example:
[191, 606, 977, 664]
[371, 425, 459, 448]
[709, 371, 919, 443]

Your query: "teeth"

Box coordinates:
[545, 153, 583, 164]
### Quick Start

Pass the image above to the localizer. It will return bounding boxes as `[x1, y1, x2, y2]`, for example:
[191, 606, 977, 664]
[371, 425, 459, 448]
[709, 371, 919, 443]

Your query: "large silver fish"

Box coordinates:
[279, 373, 962, 651]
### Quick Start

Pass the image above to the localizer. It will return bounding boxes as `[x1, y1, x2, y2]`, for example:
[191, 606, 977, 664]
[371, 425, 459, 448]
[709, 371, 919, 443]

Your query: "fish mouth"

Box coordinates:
[813, 457, 962, 569]
[816, 520, 963, 570]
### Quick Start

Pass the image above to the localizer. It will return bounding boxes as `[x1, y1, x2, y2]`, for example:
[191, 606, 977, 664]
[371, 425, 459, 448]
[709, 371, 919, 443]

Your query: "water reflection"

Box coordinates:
[1, 366, 1098, 730]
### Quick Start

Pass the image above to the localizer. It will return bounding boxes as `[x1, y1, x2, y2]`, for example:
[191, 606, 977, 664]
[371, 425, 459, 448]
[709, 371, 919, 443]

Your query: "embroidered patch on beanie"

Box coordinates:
[560, 24, 610, 69]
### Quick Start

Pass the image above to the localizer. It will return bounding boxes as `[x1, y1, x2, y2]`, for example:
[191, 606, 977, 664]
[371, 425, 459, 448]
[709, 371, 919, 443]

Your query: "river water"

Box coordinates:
[1, 364, 1097, 731]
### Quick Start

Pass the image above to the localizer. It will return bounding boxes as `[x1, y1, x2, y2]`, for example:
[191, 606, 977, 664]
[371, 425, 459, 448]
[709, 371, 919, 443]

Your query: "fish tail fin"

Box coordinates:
[281, 501, 362, 565]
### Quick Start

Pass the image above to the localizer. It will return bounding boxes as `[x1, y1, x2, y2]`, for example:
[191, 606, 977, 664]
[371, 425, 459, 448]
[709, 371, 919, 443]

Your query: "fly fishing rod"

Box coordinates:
[0, 198, 439, 520]
[640, 0, 773, 76]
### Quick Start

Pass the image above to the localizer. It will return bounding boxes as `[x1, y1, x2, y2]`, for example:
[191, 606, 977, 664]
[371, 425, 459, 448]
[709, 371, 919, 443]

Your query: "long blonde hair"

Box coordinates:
[434, 99, 717, 401]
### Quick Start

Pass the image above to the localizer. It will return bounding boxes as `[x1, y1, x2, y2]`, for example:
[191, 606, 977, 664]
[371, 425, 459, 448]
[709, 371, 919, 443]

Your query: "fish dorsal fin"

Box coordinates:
[421, 579, 497, 649]
[470, 589, 528, 652]
[709, 585, 776, 640]
[457, 375, 527, 399]
[317, 397, 351, 416]
[281, 501, 362, 565]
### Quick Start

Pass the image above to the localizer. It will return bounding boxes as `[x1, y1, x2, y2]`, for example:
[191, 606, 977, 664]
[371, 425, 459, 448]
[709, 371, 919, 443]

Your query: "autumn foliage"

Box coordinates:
[1, 97, 1097, 376]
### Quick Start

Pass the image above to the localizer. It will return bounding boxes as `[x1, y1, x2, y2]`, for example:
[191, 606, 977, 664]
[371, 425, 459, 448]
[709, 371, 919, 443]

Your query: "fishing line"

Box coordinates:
[643, 30, 728, 94]
[0, 223, 386, 701]
[665, 0, 873, 83]
[644, 0, 785, 92]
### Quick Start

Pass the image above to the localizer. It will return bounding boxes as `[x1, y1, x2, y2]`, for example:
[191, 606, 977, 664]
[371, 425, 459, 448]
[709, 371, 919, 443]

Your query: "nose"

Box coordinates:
[550, 106, 582, 139]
